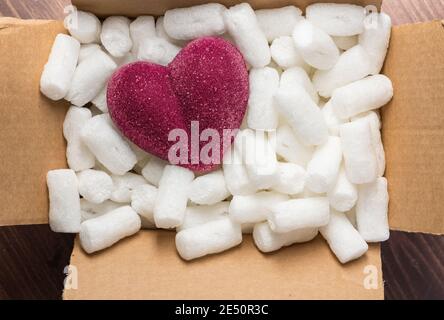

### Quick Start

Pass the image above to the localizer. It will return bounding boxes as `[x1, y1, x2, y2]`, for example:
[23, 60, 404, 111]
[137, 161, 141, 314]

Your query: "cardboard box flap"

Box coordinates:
[64, 232, 383, 299]
[382, 21, 444, 235]
[71, 0, 382, 17]
[0, 18, 68, 226]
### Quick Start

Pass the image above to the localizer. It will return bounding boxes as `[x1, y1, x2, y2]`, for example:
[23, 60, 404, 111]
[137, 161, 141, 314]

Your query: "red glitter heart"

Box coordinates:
[107, 37, 249, 173]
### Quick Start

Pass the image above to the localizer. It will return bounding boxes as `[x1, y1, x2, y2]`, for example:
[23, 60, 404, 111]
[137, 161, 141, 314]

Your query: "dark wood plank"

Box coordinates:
[0, 225, 74, 300]
[381, 231, 444, 300]
[0, 0, 70, 20]
[382, 0, 444, 25]
[0, 0, 443, 300]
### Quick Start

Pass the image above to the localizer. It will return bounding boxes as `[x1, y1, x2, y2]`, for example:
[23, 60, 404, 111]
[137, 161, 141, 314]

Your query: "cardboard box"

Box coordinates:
[0, 0, 442, 299]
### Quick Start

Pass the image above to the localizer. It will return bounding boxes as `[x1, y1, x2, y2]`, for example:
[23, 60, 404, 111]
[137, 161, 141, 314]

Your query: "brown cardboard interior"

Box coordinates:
[71, 0, 382, 17]
[0, 0, 442, 300]
[0, 18, 69, 226]
[382, 20, 444, 235]
[64, 232, 383, 299]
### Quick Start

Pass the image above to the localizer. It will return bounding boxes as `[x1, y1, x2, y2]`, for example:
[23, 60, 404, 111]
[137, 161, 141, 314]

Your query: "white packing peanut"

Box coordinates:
[312, 45, 372, 98]
[229, 191, 289, 224]
[253, 222, 318, 253]
[292, 20, 339, 70]
[127, 140, 149, 163]
[356, 177, 390, 242]
[351, 110, 381, 129]
[188, 170, 230, 205]
[331, 74, 394, 119]
[65, 10, 101, 44]
[306, 3, 366, 36]
[346, 207, 357, 228]
[237, 129, 279, 189]
[113, 52, 137, 67]
[164, 4, 227, 40]
[79, 206, 141, 253]
[63, 106, 95, 172]
[65, 49, 117, 107]
[332, 35, 358, 51]
[223, 3, 271, 68]
[267, 60, 284, 75]
[241, 223, 255, 234]
[91, 86, 108, 113]
[353, 112, 386, 177]
[255, 6, 303, 42]
[154, 165, 194, 229]
[280, 67, 319, 104]
[40, 34, 80, 101]
[80, 114, 137, 175]
[299, 186, 323, 198]
[78, 44, 102, 62]
[218, 32, 236, 44]
[133, 155, 150, 174]
[340, 119, 378, 184]
[274, 86, 328, 146]
[100, 16, 133, 57]
[327, 166, 358, 212]
[131, 184, 158, 227]
[268, 197, 330, 233]
[140, 216, 156, 230]
[77, 169, 113, 204]
[47, 169, 81, 233]
[175, 217, 242, 260]
[320, 209, 368, 263]
[130, 16, 156, 53]
[80, 199, 121, 222]
[359, 12, 392, 75]
[247, 67, 280, 130]
[270, 36, 306, 70]
[93, 161, 112, 175]
[177, 202, 229, 231]
[111, 172, 147, 203]
[321, 100, 348, 136]
[272, 162, 306, 195]
[155, 16, 187, 47]
[306, 136, 343, 193]
[137, 37, 181, 66]
[141, 156, 167, 187]
[222, 144, 257, 196]
[275, 124, 314, 167]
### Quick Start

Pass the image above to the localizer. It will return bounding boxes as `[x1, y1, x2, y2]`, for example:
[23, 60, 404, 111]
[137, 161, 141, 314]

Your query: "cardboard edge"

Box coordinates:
[71, 0, 382, 17]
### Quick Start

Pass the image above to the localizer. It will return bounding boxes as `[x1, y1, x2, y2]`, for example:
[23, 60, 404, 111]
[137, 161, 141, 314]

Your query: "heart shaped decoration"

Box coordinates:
[107, 37, 249, 172]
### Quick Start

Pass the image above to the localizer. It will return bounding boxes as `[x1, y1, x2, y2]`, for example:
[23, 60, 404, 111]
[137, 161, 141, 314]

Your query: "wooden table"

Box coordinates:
[0, 0, 443, 300]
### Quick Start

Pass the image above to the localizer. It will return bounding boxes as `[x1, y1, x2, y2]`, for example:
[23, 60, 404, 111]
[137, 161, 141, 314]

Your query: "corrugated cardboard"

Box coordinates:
[0, 18, 69, 226]
[382, 21, 444, 235]
[71, 0, 382, 17]
[64, 232, 383, 299]
[0, 0, 442, 299]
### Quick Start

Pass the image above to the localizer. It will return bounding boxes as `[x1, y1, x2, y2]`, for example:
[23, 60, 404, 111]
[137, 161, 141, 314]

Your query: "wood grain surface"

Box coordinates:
[0, 0, 443, 300]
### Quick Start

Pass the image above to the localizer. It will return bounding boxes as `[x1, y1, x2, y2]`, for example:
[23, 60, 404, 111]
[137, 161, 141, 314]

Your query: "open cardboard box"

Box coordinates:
[0, 0, 442, 299]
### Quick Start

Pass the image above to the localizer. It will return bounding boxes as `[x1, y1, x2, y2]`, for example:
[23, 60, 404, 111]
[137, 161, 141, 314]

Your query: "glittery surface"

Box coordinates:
[107, 37, 249, 172]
